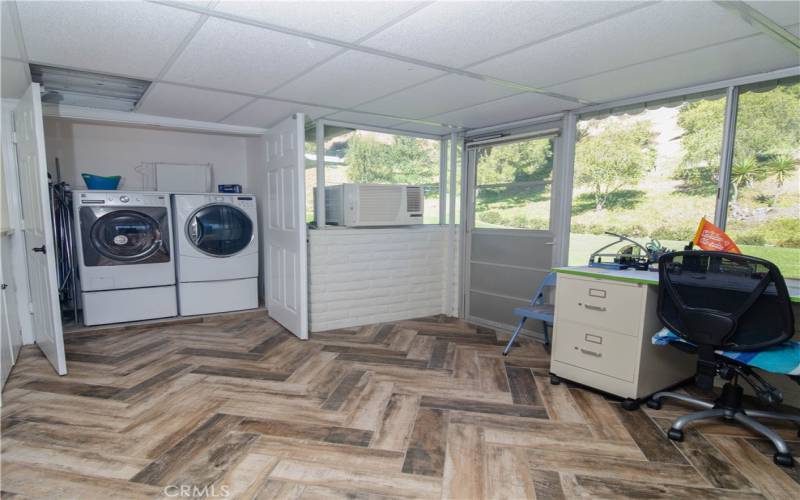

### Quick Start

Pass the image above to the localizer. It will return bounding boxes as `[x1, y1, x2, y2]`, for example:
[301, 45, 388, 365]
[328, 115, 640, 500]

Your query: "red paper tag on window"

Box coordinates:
[692, 217, 741, 254]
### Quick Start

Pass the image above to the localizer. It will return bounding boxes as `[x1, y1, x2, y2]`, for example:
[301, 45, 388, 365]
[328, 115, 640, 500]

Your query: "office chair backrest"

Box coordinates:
[658, 251, 794, 352]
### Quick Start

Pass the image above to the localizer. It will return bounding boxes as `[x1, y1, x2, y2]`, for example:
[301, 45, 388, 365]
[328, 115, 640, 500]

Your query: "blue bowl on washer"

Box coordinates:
[82, 173, 121, 190]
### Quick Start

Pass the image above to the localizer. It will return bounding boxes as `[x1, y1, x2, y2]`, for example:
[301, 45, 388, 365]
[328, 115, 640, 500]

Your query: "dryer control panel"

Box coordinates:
[76, 191, 170, 207]
[195, 194, 255, 210]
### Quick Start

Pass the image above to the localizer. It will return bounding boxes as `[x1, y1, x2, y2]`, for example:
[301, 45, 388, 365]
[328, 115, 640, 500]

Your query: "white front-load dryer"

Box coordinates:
[73, 190, 177, 326]
[172, 193, 258, 316]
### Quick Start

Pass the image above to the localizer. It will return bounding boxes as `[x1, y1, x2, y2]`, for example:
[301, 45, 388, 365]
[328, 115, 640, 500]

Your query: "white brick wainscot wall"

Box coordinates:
[308, 226, 450, 332]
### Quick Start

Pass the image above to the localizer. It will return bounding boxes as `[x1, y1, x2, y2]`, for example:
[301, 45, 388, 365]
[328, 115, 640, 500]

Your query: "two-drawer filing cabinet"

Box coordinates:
[550, 273, 694, 403]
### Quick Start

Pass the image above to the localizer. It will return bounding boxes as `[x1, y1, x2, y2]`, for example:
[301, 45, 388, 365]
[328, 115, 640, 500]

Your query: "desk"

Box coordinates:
[549, 266, 800, 405]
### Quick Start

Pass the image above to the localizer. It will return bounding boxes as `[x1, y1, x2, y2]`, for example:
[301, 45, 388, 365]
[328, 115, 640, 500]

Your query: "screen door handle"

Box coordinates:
[32, 245, 46, 254]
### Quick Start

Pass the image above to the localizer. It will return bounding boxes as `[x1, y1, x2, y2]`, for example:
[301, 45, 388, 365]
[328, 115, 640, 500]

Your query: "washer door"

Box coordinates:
[187, 204, 253, 257]
[80, 207, 170, 266]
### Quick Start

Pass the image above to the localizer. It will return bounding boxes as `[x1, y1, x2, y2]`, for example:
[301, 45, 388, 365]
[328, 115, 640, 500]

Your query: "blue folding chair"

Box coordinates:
[503, 272, 556, 356]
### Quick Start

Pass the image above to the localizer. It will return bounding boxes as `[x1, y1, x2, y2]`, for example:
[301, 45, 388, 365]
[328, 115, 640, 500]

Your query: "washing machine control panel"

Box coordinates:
[77, 192, 169, 207]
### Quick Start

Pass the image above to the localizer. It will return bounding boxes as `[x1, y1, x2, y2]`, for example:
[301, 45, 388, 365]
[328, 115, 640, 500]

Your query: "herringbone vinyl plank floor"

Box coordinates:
[1, 311, 798, 499]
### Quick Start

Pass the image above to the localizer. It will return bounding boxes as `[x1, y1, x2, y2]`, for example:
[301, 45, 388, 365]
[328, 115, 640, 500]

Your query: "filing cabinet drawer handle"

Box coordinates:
[584, 304, 607, 312]
[580, 348, 602, 357]
[585, 333, 603, 344]
[589, 288, 607, 298]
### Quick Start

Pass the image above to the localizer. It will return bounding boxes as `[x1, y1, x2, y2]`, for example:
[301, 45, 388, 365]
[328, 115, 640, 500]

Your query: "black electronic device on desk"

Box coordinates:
[588, 232, 669, 271]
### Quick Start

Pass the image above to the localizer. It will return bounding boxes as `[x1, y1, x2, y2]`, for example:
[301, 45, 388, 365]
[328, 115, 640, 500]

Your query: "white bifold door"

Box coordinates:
[14, 83, 67, 375]
[264, 113, 308, 339]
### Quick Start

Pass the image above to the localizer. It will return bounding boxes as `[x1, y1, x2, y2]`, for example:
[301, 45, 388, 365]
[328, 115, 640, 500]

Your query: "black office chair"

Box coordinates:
[647, 251, 800, 467]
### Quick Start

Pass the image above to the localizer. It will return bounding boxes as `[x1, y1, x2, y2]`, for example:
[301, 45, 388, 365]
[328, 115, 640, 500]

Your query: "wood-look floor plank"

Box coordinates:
[402, 408, 448, 477]
[505, 366, 542, 406]
[610, 403, 687, 464]
[572, 475, 767, 499]
[530, 469, 566, 500]
[372, 393, 420, 451]
[269, 459, 441, 499]
[441, 423, 485, 500]
[484, 445, 534, 500]
[130, 413, 243, 486]
[706, 435, 800, 499]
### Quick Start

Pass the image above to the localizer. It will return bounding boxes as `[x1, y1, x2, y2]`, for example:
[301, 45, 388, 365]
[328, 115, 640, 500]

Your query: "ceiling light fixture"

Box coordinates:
[29, 64, 151, 112]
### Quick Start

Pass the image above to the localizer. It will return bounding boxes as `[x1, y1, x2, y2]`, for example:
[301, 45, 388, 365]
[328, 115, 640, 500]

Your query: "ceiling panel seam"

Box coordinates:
[315, 73, 445, 114]
[146, 0, 588, 104]
[714, 0, 800, 53]
[416, 90, 529, 121]
[541, 30, 778, 95]
[257, 1, 435, 100]
[459, 0, 662, 71]
[7, 0, 31, 85]
[134, 5, 214, 111]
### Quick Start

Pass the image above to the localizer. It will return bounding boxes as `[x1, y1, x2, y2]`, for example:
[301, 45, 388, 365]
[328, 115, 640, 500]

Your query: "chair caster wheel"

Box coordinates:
[550, 374, 561, 385]
[622, 398, 639, 411]
[646, 399, 662, 410]
[774, 452, 794, 467]
[667, 428, 684, 442]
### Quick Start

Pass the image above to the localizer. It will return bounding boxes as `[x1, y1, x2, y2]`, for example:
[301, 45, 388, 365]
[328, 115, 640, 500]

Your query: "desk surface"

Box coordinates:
[554, 265, 800, 303]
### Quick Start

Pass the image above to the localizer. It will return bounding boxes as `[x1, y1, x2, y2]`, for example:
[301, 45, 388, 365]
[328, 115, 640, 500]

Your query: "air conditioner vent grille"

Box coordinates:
[406, 186, 422, 213]
[359, 185, 403, 223]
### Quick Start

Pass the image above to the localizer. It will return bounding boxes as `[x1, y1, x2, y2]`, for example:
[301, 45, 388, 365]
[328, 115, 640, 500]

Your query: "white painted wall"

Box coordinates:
[308, 226, 451, 332]
[245, 135, 268, 302]
[42, 118, 249, 192]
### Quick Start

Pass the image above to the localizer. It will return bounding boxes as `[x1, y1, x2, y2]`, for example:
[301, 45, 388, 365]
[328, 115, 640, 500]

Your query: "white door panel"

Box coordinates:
[14, 83, 66, 375]
[264, 114, 307, 339]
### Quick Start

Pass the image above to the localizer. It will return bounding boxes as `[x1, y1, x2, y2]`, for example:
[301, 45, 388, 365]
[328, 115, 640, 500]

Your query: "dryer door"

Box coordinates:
[187, 204, 253, 257]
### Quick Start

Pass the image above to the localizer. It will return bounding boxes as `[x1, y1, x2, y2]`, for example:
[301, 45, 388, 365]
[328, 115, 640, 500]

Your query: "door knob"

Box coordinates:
[0, 283, 7, 290]
[32, 245, 46, 254]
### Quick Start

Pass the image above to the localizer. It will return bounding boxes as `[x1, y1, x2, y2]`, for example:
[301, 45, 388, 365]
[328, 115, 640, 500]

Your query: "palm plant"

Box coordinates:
[763, 155, 798, 188]
[730, 157, 764, 204]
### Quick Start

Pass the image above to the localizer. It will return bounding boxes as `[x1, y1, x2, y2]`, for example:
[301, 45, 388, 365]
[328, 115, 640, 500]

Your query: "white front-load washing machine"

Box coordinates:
[172, 193, 258, 316]
[74, 190, 178, 326]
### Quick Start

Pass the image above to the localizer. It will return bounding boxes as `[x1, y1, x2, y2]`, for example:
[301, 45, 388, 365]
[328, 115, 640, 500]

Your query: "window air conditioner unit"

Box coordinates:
[320, 183, 424, 227]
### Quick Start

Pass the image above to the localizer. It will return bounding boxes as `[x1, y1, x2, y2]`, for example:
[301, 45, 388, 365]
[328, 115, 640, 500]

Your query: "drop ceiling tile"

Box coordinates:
[1, 2, 22, 59]
[430, 93, 580, 129]
[1, 59, 29, 98]
[16, 1, 200, 78]
[546, 34, 799, 104]
[165, 17, 340, 94]
[361, 1, 645, 68]
[214, 1, 424, 42]
[470, 1, 760, 89]
[269, 50, 443, 108]
[136, 83, 253, 122]
[324, 111, 409, 129]
[222, 98, 335, 128]
[745, 1, 800, 26]
[355, 75, 518, 120]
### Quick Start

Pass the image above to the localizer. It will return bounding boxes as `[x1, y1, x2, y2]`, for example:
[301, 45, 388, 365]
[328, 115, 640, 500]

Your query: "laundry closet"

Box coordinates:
[41, 115, 266, 328]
